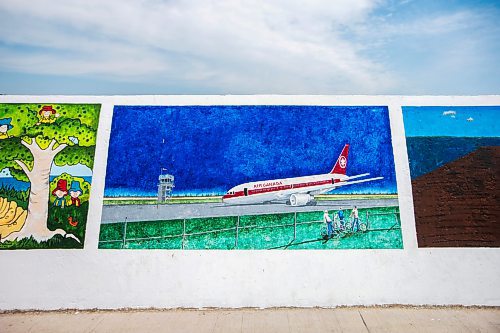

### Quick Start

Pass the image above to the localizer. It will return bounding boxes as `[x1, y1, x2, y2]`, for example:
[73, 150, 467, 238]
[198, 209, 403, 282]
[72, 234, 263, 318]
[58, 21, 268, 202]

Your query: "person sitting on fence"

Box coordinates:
[323, 210, 334, 238]
[337, 207, 345, 230]
[350, 206, 360, 232]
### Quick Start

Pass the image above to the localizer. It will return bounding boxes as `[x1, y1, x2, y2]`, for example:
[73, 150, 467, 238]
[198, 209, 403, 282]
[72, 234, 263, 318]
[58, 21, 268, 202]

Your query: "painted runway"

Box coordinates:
[101, 198, 399, 223]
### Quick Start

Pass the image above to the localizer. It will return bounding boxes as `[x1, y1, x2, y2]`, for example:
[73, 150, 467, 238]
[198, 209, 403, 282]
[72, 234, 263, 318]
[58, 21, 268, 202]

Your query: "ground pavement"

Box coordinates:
[1, 306, 499, 333]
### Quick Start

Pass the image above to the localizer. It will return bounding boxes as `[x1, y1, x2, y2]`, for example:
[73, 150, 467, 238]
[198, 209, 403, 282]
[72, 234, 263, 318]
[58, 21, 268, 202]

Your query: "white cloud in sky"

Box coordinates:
[443, 110, 457, 117]
[0, 0, 498, 94]
[0, 0, 394, 93]
[0, 168, 12, 178]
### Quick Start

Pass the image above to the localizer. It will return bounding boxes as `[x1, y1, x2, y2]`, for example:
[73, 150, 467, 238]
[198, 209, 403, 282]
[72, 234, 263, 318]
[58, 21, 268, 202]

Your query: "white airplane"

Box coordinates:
[222, 144, 383, 206]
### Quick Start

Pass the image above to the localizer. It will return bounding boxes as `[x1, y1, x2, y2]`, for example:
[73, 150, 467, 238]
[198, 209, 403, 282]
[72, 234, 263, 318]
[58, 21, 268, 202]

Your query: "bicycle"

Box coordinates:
[344, 219, 367, 233]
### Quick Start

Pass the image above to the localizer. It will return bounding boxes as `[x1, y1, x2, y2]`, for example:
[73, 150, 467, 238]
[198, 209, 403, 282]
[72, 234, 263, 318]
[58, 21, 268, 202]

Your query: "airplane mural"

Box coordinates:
[223, 144, 383, 206]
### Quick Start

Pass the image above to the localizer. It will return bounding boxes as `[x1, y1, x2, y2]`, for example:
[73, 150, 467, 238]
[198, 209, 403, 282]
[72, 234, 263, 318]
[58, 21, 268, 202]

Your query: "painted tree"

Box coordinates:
[0, 104, 100, 243]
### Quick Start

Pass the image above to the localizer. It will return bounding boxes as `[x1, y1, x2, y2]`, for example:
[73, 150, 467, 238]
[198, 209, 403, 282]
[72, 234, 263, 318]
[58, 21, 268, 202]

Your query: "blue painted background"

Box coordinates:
[403, 106, 500, 179]
[403, 106, 500, 137]
[105, 106, 397, 196]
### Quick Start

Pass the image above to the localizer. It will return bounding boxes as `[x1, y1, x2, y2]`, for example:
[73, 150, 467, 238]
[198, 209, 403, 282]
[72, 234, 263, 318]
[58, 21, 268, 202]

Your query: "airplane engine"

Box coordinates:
[289, 193, 313, 206]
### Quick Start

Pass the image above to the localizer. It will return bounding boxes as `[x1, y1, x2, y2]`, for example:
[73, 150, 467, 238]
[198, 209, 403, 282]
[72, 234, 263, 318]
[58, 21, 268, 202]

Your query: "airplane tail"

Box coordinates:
[329, 144, 349, 174]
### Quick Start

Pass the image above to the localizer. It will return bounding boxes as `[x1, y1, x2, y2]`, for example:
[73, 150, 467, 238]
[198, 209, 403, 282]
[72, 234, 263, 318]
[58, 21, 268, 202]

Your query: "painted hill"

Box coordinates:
[412, 146, 499, 247]
[406, 137, 500, 179]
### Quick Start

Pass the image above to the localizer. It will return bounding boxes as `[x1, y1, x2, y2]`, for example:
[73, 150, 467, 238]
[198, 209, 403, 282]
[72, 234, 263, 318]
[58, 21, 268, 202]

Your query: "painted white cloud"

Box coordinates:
[0, 168, 12, 178]
[443, 110, 457, 117]
[68, 136, 79, 145]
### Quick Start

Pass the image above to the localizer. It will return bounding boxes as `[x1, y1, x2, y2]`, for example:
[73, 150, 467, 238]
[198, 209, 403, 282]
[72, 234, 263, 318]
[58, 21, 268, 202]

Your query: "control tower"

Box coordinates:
[157, 169, 175, 202]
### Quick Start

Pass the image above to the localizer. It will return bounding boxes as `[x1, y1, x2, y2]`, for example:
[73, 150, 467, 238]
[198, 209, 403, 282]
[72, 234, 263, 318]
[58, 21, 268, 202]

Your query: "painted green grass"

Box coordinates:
[0, 185, 29, 210]
[103, 194, 398, 205]
[99, 206, 402, 250]
[0, 234, 81, 250]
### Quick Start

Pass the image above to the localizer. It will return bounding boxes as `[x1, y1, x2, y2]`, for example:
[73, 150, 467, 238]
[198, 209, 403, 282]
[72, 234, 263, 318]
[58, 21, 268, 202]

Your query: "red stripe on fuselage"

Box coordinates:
[222, 178, 342, 200]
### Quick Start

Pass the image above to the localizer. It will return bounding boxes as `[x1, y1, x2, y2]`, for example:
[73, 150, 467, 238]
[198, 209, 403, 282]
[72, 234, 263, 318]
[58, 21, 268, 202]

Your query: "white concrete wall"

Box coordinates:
[0, 95, 499, 310]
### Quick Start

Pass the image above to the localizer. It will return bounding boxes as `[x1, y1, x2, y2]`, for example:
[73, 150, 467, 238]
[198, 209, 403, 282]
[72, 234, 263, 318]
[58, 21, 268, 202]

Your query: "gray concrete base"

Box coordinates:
[1, 307, 498, 333]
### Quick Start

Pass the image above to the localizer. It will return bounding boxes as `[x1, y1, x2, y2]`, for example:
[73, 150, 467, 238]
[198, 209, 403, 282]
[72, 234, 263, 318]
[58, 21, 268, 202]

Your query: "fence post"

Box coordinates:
[293, 212, 297, 241]
[122, 217, 128, 249]
[394, 210, 400, 225]
[235, 216, 240, 249]
[182, 219, 186, 250]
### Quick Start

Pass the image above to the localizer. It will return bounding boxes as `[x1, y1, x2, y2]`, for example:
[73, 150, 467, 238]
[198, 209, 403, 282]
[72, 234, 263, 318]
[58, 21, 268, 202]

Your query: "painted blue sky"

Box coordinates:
[104, 106, 397, 196]
[403, 106, 500, 137]
[0, 1, 499, 94]
[0, 164, 92, 178]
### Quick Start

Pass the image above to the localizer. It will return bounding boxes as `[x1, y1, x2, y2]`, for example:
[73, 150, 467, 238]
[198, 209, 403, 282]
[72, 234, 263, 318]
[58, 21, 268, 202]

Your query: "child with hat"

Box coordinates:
[69, 181, 84, 207]
[37, 105, 60, 125]
[0, 118, 13, 139]
[52, 179, 68, 208]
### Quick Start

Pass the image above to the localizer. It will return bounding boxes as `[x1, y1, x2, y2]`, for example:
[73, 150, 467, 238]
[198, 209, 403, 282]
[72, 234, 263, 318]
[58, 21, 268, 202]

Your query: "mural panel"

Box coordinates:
[99, 105, 402, 250]
[403, 106, 500, 247]
[0, 104, 101, 249]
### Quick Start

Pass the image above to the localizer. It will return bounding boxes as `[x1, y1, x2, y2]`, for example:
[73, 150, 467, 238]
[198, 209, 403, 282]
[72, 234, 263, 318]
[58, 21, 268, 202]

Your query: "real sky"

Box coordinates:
[0, 0, 499, 94]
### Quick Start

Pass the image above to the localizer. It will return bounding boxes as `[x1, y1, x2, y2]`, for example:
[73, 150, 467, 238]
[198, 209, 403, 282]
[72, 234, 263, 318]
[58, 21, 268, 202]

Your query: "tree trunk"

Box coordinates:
[2, 139, 80, 243]
[16, 145, 54, 239]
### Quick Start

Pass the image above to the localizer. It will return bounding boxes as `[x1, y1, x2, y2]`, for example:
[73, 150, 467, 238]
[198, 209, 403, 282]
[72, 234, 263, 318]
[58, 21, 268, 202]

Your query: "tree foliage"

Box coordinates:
[0, 104, 101, 181]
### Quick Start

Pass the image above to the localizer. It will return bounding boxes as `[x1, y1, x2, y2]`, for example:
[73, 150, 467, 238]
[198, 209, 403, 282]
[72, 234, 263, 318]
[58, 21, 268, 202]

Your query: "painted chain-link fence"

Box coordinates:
[99, 206, 402, 250]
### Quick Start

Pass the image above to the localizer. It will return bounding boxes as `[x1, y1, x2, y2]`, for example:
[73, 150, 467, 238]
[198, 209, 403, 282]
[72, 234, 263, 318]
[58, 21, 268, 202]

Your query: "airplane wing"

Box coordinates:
[312, 176, 384, 195]
[280, 175, 384, 199]
[345, 173, 370, 180]
[335, 176, 384, 187]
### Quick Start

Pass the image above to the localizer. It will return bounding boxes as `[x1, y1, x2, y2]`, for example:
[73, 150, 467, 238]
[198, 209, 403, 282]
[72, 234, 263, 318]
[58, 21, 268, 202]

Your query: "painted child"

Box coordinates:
[37, 105, 60, 125]
[0, 118, 13, 139]
[69, 181, 84, 207]
[52, 179, 68, 208]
